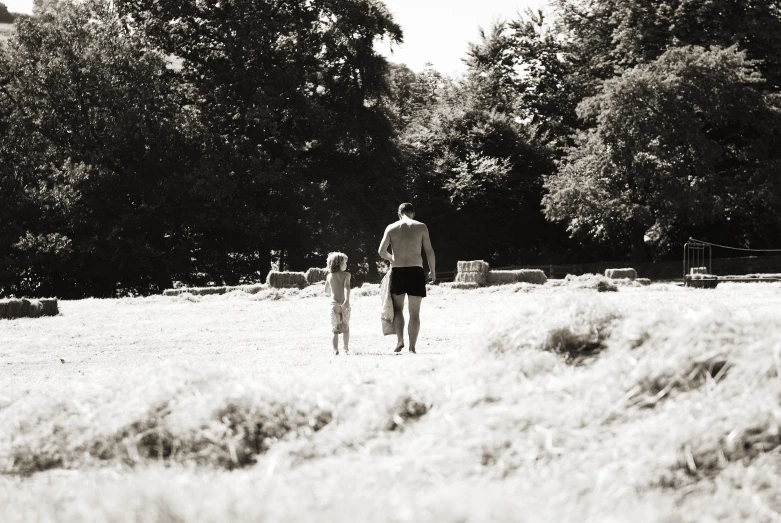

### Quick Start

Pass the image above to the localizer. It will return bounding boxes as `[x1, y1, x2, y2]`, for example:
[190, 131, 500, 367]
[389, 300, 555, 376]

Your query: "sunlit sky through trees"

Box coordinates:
[3, 0, 549, 76]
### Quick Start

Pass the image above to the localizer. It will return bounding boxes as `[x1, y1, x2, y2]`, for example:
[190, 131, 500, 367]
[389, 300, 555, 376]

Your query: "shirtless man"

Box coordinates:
[378, 203, 436, 354]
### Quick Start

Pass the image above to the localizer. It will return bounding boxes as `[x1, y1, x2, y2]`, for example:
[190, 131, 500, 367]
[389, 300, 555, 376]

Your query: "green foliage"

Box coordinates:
[543, 46, 781, 257]
[0, 3, 14, 23]
[0, 0, 199, 297]
[115, 0, 405, 282]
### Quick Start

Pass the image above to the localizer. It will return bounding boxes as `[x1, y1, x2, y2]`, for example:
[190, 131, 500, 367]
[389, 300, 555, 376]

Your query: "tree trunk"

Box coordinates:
[630, 225, 650, 263]
[259, 249, 271, 283]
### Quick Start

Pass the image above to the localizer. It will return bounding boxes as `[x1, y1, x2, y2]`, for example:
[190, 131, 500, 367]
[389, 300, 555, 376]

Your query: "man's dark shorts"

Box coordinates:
[390, 267, 427, 298]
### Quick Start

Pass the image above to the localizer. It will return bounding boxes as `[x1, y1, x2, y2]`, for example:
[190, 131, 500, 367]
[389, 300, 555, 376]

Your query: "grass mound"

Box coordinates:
[611, 311, 762, 407]
[677, 409, 781, 480]
[540, 302, 622, 363]
[2, 371, 336, 475]
[486, 298, 621, 365]
[385, 391, 431, 431]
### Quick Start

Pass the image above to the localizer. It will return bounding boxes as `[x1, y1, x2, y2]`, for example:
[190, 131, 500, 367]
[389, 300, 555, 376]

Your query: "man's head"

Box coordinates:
[398, 203, 415, 219]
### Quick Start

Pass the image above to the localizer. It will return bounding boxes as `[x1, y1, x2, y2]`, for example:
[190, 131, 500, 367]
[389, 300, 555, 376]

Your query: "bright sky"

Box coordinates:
[2, 0, 549, 75]
[2, 0, 32, 15]
[378, 0, 548, 75]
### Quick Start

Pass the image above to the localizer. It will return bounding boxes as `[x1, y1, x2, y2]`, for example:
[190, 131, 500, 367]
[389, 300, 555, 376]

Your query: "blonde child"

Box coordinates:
[324, 252, 351, 355]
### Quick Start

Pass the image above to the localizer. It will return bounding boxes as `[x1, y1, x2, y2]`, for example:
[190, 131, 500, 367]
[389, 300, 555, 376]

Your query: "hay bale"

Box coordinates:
[455, 271, 487, 286]
[636, 278, 652, 286]
[0, 298, 58, 319]
[305, 267, 328, 284]
[690, 267, 708, 275]
[163, 289, 184, 296]
[40, 298, 58, 317]
[267, 271, 308, 289]
[5, 299, 23, 319]
[441, 282, 479, 290]
[456, 260, 490, 273]
[486, 269, 548, 286]
[516, 269, 547, 285]
[196, 286, 227, 296]
[487, 271, 519, 285]
[605, 268, 637, 280]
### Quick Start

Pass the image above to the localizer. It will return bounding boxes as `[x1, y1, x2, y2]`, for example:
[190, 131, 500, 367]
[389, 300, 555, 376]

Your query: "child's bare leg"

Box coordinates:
[343, 331, 350, 354]
[392, 294, 405, 351]
[332, 333, 339, 354]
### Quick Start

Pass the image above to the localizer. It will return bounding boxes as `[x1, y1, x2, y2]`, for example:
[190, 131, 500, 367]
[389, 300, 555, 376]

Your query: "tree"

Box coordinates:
[115, 0, 405, 281]
[543, 46, 781, 261]
[0, 3, 15, 23]
[0, 0, 201, 297]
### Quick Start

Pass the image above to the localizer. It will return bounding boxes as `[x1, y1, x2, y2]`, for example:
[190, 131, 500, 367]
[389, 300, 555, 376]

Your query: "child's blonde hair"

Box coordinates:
[326, 252, 348, 273]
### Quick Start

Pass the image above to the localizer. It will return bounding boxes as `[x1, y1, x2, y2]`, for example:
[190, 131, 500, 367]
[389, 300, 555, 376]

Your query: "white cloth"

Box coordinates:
[380, 271, 395, 336]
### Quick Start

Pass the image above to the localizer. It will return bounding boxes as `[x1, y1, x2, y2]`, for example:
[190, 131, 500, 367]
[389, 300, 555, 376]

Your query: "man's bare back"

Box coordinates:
[382, 219, 426, 268]
[378, 217, 435, 277]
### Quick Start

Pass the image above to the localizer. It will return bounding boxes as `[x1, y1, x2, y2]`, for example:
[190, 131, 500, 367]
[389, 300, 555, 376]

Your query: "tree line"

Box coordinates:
[1, 0, 780, 298]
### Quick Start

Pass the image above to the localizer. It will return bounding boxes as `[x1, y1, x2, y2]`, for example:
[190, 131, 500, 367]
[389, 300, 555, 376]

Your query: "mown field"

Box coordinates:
[2, 279, 781, 522]
[0, 23, 14, 42]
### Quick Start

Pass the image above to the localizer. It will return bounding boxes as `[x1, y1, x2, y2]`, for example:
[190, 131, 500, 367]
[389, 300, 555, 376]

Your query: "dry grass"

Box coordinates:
[548, 273, 619, 292]
[4, 283, 781, 521]
[440, 282, 480, 290]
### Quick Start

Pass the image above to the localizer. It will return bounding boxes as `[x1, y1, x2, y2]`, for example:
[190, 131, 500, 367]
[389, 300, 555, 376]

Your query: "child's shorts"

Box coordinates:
[331, 303, 351, 334]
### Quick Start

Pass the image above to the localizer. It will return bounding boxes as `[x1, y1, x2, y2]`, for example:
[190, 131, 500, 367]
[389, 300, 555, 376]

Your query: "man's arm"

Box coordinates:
[378, 226, 393, 262]
[422, 225, 436, 283]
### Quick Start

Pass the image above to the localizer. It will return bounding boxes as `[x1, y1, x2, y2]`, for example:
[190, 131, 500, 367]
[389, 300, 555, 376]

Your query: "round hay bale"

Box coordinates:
[454, 271, 487, 286]
[305, 267, 328, 284]
[605, 268, 637, 280]
[456, 260, 490, 273]
[267, 270, 308, 289]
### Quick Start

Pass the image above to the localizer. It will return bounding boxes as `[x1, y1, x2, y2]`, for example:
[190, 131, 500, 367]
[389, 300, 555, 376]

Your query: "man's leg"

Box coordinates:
[407, 296, 422, 353]
[392, 293, 406, 351]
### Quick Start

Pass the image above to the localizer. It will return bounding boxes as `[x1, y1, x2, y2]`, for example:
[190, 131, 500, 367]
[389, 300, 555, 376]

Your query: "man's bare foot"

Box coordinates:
[409, 348, 416, 354]
[394, 341, 404, 353]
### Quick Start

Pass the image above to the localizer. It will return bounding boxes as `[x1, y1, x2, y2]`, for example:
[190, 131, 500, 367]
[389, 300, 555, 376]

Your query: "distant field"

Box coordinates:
[2, 281, 781, 522]
[0, 23, 13, 42]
